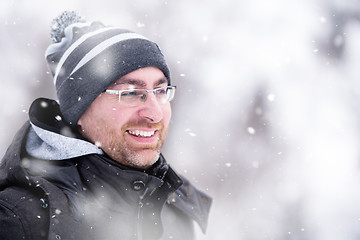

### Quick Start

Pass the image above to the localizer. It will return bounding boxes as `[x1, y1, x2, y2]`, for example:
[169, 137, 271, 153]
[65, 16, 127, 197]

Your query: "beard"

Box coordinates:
[105, 121, 168, 169]
[116, 145, 161, 169]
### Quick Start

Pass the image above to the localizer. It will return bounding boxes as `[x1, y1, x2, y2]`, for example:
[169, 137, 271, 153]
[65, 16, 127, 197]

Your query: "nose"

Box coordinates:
[138, 93, 163, 123]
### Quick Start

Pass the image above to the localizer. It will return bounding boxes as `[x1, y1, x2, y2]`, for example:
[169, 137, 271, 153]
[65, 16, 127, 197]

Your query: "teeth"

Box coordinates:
[128, 130, 155, 137]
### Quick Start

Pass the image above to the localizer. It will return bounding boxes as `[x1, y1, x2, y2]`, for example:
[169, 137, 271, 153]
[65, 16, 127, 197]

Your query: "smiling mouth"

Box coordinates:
[127, 130, 156, 138]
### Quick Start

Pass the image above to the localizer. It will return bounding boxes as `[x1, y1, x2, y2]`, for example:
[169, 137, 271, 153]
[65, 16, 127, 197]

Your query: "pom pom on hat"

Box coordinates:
[45, 11, 170, 125]
[50, 11, 85, 43]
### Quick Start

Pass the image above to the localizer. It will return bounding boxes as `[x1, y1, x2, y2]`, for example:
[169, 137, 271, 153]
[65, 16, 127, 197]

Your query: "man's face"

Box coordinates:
[77, 67, 172, 169]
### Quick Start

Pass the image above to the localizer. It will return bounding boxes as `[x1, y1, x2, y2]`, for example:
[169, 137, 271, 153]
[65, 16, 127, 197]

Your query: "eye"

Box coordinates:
[155, 87, 167, 95]
[121, 90, 139, 97]
[119, 90, 145, 103]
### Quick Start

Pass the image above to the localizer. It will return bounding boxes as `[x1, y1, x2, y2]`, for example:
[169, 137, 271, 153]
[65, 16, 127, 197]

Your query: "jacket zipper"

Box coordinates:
[137, 201, 144, 240]
[136, 187, 150, 240]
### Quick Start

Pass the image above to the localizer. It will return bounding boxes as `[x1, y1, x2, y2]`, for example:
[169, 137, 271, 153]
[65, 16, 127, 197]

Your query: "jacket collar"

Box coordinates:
[26, 98, 103, 160]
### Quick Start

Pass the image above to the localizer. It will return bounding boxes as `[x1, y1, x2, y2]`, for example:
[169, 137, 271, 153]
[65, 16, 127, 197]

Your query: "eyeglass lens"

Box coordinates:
[120, 87, 175, 106]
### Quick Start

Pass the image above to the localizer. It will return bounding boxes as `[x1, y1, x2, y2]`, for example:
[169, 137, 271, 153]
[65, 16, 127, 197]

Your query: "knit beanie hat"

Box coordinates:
[45, 11, 170, 125]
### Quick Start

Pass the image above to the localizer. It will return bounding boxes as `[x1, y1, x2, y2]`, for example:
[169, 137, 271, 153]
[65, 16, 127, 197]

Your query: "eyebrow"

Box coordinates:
[114, 77, 169, 88]
[155, 77, 169, 86]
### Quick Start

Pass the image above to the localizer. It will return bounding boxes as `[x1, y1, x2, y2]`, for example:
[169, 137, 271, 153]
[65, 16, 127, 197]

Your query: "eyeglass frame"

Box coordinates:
[103, 85, 176, 106]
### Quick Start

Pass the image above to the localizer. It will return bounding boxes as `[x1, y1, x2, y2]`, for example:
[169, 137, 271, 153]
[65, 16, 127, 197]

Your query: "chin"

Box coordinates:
[123, 150, 160, 169]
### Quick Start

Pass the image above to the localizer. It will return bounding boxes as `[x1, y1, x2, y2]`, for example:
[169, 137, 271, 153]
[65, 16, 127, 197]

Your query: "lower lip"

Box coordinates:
[126, 131, 158, 144]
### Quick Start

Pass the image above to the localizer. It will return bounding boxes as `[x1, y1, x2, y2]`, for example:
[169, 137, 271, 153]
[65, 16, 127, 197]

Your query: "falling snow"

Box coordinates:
[1, 1, 360, 240]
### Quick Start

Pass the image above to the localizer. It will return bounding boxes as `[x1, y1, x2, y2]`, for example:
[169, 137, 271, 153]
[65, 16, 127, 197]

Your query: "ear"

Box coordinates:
[77, 117, 84, 133]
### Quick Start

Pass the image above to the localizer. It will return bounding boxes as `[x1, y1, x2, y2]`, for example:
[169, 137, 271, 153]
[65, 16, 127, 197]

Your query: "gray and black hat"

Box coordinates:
[45, 11, 170, 125]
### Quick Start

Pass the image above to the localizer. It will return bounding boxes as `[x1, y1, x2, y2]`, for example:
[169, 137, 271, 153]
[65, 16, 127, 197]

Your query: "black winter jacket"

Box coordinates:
[0, 98, 211, 240]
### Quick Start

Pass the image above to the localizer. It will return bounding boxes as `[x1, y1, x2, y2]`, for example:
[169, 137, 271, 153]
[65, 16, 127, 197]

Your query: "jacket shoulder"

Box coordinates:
[168, 176, 212, 234]
[0, 185, 49, 240]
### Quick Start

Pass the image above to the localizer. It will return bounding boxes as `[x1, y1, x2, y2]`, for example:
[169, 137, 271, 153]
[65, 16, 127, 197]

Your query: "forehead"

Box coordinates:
[112, 67, 168, 88]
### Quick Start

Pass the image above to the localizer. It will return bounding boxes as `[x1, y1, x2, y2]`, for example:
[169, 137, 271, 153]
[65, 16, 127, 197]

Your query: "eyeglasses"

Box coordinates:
[103, 86, 176, 106]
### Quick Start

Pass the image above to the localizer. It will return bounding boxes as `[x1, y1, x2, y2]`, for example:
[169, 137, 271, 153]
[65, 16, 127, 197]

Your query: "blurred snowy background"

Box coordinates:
[2, 0, 360, 239]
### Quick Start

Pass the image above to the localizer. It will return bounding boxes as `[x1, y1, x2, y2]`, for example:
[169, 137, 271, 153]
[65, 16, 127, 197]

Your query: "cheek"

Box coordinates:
[108, 108, 133, 124]
[79, 99, 115, 130]
[95, 98, 128, 123]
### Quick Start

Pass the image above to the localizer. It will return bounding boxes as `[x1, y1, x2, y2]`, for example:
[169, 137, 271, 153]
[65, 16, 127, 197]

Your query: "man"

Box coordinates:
[0, 11, 211, 240]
